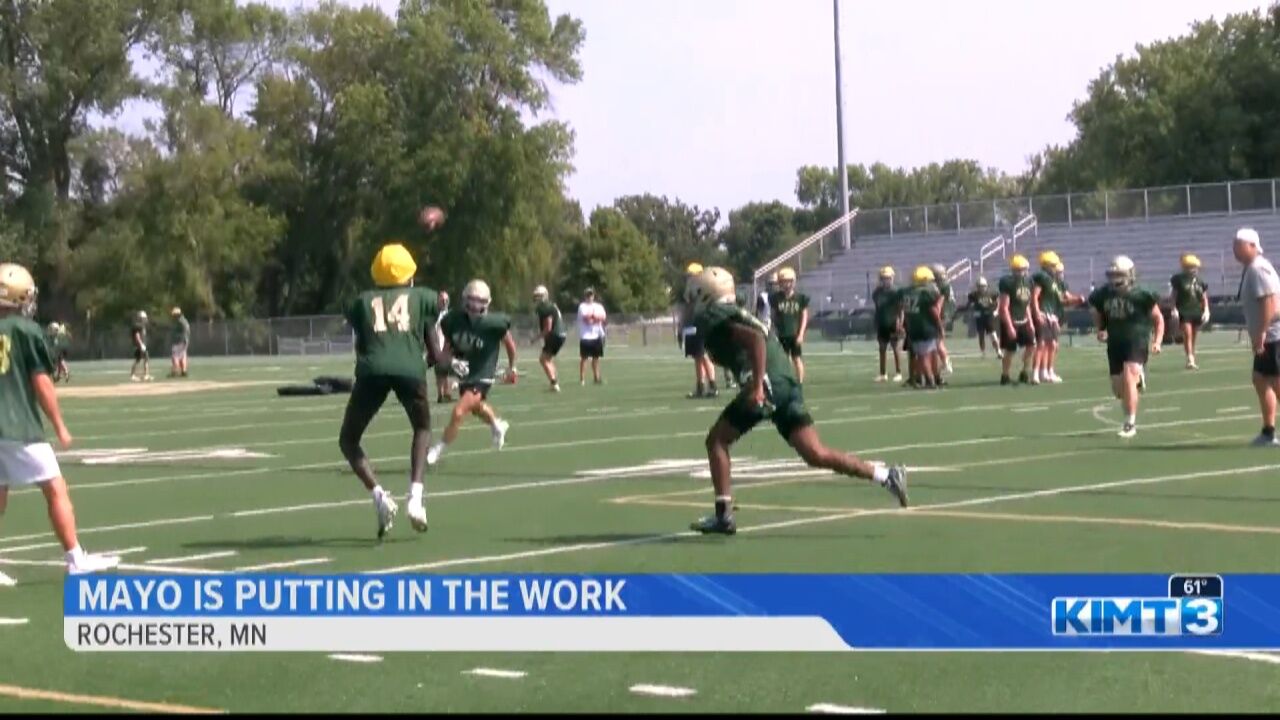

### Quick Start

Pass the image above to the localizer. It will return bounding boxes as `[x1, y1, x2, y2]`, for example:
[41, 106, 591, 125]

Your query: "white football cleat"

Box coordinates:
[1118, 423, 1137, 439]
[373, 491, 398, 540]
[874, 374, 887, 383]
[491, 419, 510, 450]
[891, 373, 903, 383]
[426, 443, 445, 466]
[67, 553, 121, 576]
[406, 495, 429, 533]
[0, 569, 16, 587]
[944, 359, 954, 375]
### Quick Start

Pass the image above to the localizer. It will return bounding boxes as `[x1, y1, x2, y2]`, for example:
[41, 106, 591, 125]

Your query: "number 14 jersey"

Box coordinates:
[346, 286, 439, 381]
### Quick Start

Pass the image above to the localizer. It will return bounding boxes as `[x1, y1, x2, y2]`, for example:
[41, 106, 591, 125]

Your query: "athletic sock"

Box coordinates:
[872, 465, 890, 485]
[409, 483, 423, 502]
[714, 495, 732, 521]
[1125, 414, 1137, 426]
[66, 545, 86, 565]
[1264, 426, 1276, 439]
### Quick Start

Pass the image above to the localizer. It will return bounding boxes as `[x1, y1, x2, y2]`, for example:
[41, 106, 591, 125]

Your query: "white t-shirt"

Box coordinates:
[1242, 255, 1280, 343]
[577, 302, 607, 341]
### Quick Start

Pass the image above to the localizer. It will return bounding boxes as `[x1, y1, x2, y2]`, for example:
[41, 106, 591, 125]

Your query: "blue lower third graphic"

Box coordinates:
[62, 573, 1271, 653]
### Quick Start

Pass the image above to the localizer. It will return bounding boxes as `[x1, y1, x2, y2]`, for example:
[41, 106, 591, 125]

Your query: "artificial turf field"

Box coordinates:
[1, 333, 1279, 713]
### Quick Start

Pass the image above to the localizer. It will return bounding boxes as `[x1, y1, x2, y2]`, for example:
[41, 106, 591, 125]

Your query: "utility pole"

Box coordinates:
[833, 0, 852, 250]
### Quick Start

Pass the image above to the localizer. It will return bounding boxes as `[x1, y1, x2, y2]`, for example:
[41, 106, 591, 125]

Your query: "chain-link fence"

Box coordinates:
[60, 312, 683, 361]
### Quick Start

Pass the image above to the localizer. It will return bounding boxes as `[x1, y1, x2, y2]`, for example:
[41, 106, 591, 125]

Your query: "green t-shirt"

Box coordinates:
[967, 288, 997, 319]
[346, 285, 439, 381]
[132, 323, 148, 349]
[1033, 270, 1065, 320]
[170, 316, 191, 345]
[535, 301, 565, 338]
[936, 277, 955, 316]
[439, 309, 512, 384]
[900, 285, 942, 341]
[768, 291, 810, 339]
[871, 286, 902, 329]
[1088, 285, 1161, 346]
[0, 316, 54, 442]
[694, 301, 797, 386]
[1169, 272, 1208, 319]
[998, 273, 1034, 324]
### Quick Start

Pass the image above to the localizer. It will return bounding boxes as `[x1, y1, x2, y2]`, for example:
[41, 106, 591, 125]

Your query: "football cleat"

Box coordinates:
[690, 515, 737, 535]
[1249, 433, 1280, 448]
[67, 552, 121, 576]
[374, 491, 398, 540]
[407, 495, 429, 533]
[1001, 375, 1012, 386]
[1118, 423, 1137, 439]
[891, 373, 903, 383]
[1018, 371, 1030, 384]
[0, 569, 16, 587]
[491, 419, 509, 450]
[884, 465, 909, 508]
[874, 374, 887, 383]
[426, 443, 446, 466]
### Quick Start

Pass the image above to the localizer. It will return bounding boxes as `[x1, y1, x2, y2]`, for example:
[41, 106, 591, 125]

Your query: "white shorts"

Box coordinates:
[171, 342, 188, 361]
[0, 441, 61, 487]
[912, 339, 939, 356]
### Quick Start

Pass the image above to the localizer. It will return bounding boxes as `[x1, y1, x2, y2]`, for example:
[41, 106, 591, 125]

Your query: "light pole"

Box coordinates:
[833, 0, 851, 250]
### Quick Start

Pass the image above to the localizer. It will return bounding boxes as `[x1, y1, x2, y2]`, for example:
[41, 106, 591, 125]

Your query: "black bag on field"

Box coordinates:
[276, 384, 331, 397]
[313, 376, 354, 394]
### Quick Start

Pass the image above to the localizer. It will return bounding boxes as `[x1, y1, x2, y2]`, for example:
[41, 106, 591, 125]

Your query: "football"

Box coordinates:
[418, 206, 445, 231]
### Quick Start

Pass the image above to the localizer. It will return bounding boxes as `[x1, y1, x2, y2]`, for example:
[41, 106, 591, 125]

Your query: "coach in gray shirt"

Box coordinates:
[1233, 227, 1280, 446]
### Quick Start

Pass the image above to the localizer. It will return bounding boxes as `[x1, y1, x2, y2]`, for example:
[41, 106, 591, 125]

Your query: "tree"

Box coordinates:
[613, 193, 721, 293]
[557, 208, 666, 314]
[719, 201, 796, 283]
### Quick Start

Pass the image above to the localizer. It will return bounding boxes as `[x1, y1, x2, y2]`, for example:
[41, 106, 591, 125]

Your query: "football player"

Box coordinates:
[683, 266, 908, 535]
[903, 266, 945, 389]
[963, 277, 1000, 359]
[871, 266, 904, 383]
[931, 263, 956, 375]
[1044, 259, 1084, 383]
[755, 272, 777, 332]
[168, 307, 190, 378]
[1030, 251, 1063, 385]
[339, 243, 442, 537]
[428, 280, 517, 466]
[577, 288, 606, 385]
[1088, 255, 1164, 439]
[1169, 254, 1210, 370]
[130, 310, 152, 382]
[432, 290, 454, 403]
[769, 267, 809, 383]
[997, 255, 1037, 385]
[680, 263, 718, 399]
[45, 322, 71, 382]
[0, 262, 120, 583]
[532, 285, 565, 393]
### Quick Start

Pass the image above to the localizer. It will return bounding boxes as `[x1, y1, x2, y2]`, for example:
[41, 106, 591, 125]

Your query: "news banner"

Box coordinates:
[63, 573, 1280, 652]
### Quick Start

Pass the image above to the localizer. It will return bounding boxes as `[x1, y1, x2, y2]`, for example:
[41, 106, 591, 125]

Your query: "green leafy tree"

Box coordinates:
[613, 193, 722, 295]
[719, 201, 796, 283]
[557, 208, 666, 313]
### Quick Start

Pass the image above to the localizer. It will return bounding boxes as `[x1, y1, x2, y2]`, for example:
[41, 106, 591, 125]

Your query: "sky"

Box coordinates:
[222, 0, 1272, 216]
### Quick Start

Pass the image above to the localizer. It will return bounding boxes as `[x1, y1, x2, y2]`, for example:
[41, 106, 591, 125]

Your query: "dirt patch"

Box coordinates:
[58, 380, 281, 399]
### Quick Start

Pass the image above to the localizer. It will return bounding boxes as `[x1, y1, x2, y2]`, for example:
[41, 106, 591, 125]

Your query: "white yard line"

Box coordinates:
[145, 550, 237, 566]
[807, 703, 887, 714]
[1188, 650, 1280, 666]
[328, 654, 383, 664]
[463, 668, 527, 679]
[234, 558, 331, 572]
[629, 684, 697, 698]
[0, 618, 30, 626]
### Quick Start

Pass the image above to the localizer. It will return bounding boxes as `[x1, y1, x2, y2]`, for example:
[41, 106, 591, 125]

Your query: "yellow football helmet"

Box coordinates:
[879, 266, 895, 279]
[685, 266, 736, 311]
[1181, 253, 1201, 270]
[913, 265, 935, 286]
[1010, 254, 1030, 273]
[1039, 250, 1061, 269]
[0, 263, 37, 316]
[686, 262, 704, 276]
[371, 243, 417, 287]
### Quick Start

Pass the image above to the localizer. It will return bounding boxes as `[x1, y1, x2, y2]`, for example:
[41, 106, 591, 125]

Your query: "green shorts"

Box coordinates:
[719, 374, 814, 441]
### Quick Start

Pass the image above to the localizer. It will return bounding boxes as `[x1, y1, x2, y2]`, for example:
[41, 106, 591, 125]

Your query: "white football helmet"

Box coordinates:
[463, 279, 492, 316]
[532, 285, 549, 302]
[684, 266, 736, 312]
[0, 263, 37, 317]
[976, 276, 988, 288]
[1106, 255, 1136, 290]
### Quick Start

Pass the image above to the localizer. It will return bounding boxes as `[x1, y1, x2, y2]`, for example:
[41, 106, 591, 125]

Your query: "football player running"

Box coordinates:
[129, 311, 152, 382]
[0, 262, 120, 584]
[532, 285, 565, 393]
[963, 277, 1000, 359]
[1169, 254, 1210, 370]
[997, 255, 1037, 385]
[339, 243, 442, 538]
[428, 280, 517, 466]
[871, 266, 904, 383]
[1088, 256, 1164, 439]
[769, 267, 810, 384]
[684, 266, 908, 534]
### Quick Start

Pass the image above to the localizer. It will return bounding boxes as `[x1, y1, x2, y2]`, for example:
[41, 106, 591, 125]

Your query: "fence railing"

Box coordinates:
[753, 208, 858, 301]
[849, 178, 1279, 241]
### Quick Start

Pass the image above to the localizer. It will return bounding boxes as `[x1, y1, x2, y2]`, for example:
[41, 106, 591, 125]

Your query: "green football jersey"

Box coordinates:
[439, 309, 513, 384]
[967, 288, 998, 318]
[170, 316, 191, 345]
[694, 301, 796, 386]
[900, 285, 942, 341]
[871, 286, 902, 328]
[998, 273, 1034, 323]
[535, 301, 566, 338]
[1088, 285, 1161, 345]
[936, 277, 955, 316]
[1033, 270, 1064, 320]
[346, 285, 439, 381]
[0, 316, 55, 442]
[768, 291, 810, 339]
[1169, 272, 1208, 319]
[132, 323, 148, 349]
